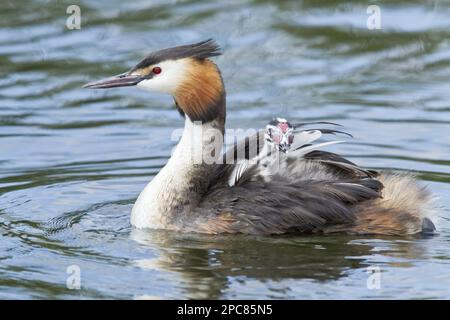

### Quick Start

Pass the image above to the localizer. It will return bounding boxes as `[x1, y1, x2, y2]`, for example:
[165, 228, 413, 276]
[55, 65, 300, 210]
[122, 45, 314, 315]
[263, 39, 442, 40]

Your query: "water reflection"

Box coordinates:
[130, 229, 433, 299]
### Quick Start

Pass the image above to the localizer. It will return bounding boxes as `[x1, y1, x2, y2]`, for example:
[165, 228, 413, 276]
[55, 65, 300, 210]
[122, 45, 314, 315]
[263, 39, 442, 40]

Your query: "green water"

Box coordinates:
[0, 0, 449, 299]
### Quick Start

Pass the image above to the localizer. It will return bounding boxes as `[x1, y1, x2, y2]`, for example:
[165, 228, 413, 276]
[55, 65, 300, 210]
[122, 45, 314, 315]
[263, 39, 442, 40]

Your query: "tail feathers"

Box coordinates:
[350, 173, 437, 235]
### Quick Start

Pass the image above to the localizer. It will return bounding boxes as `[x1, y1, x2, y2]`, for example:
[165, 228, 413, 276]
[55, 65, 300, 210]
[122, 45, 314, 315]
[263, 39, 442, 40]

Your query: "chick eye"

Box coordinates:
[152, 66, 162, 74]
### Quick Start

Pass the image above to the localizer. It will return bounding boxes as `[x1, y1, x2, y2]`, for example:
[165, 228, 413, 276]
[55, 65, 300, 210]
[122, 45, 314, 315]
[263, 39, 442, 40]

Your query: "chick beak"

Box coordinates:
[83, 73, 143, 89]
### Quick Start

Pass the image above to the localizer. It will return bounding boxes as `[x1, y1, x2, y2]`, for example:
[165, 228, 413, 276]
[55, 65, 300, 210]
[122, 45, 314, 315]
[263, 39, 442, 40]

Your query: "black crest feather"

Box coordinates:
[133, 39, 222, 70]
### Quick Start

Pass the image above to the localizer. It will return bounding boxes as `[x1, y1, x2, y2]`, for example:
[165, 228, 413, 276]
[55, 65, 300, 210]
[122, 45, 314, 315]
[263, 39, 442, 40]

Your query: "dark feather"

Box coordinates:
[301, 128, 353, 138]
[292, 121, 343, 128]
[304, 150, 378, 178]
[194, 175, 383, 235]
[303, 150, 356, 165]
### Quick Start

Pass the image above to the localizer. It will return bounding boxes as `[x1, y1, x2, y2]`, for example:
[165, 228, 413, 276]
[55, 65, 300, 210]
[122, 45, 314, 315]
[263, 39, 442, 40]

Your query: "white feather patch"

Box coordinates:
[228, 160, 250, 187]
[289, 130, 322, 150]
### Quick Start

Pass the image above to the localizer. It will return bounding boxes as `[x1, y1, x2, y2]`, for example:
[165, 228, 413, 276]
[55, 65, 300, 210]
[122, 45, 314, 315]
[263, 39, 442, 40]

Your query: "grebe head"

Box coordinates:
[265, 118, 294, 153]
[83, 39, 225, 122]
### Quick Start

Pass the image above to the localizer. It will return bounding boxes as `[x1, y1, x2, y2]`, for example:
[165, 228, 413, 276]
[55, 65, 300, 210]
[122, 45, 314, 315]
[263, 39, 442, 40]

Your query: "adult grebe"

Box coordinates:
[84, 39, 436, 236]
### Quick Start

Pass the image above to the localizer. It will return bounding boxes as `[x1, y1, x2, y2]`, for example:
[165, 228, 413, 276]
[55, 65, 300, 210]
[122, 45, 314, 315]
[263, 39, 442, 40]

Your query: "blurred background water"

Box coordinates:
[0, 0, 449, 299]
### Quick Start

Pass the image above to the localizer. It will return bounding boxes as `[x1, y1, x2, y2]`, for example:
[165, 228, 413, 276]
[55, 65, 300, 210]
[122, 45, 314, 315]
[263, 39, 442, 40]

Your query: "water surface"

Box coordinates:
[0, 0, 449, 299]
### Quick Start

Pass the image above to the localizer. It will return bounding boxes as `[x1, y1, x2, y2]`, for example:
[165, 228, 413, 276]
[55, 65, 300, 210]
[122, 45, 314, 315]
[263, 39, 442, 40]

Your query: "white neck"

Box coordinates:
[131, 117, 224, 229]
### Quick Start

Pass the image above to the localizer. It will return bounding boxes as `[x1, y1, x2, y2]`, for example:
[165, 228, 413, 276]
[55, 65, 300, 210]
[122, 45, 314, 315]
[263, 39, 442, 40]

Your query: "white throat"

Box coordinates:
[131, 117, 224, 229]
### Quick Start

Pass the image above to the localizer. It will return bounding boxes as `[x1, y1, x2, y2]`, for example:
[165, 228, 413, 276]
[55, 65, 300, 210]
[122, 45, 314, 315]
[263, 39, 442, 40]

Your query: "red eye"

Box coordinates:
[152, 66, 162, 74]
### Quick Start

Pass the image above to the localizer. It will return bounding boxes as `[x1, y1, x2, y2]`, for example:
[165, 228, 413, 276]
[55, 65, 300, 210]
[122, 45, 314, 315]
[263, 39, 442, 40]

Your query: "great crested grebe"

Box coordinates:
[84, 39, 436, 236]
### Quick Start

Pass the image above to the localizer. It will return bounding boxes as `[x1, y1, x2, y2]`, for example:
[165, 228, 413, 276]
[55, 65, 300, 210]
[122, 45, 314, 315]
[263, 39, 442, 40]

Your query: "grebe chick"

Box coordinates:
[265, 118, 295, 153]
[84, 39, 436, 236]
[227, 117, 296, 186]
[229, 118, 353, 186]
